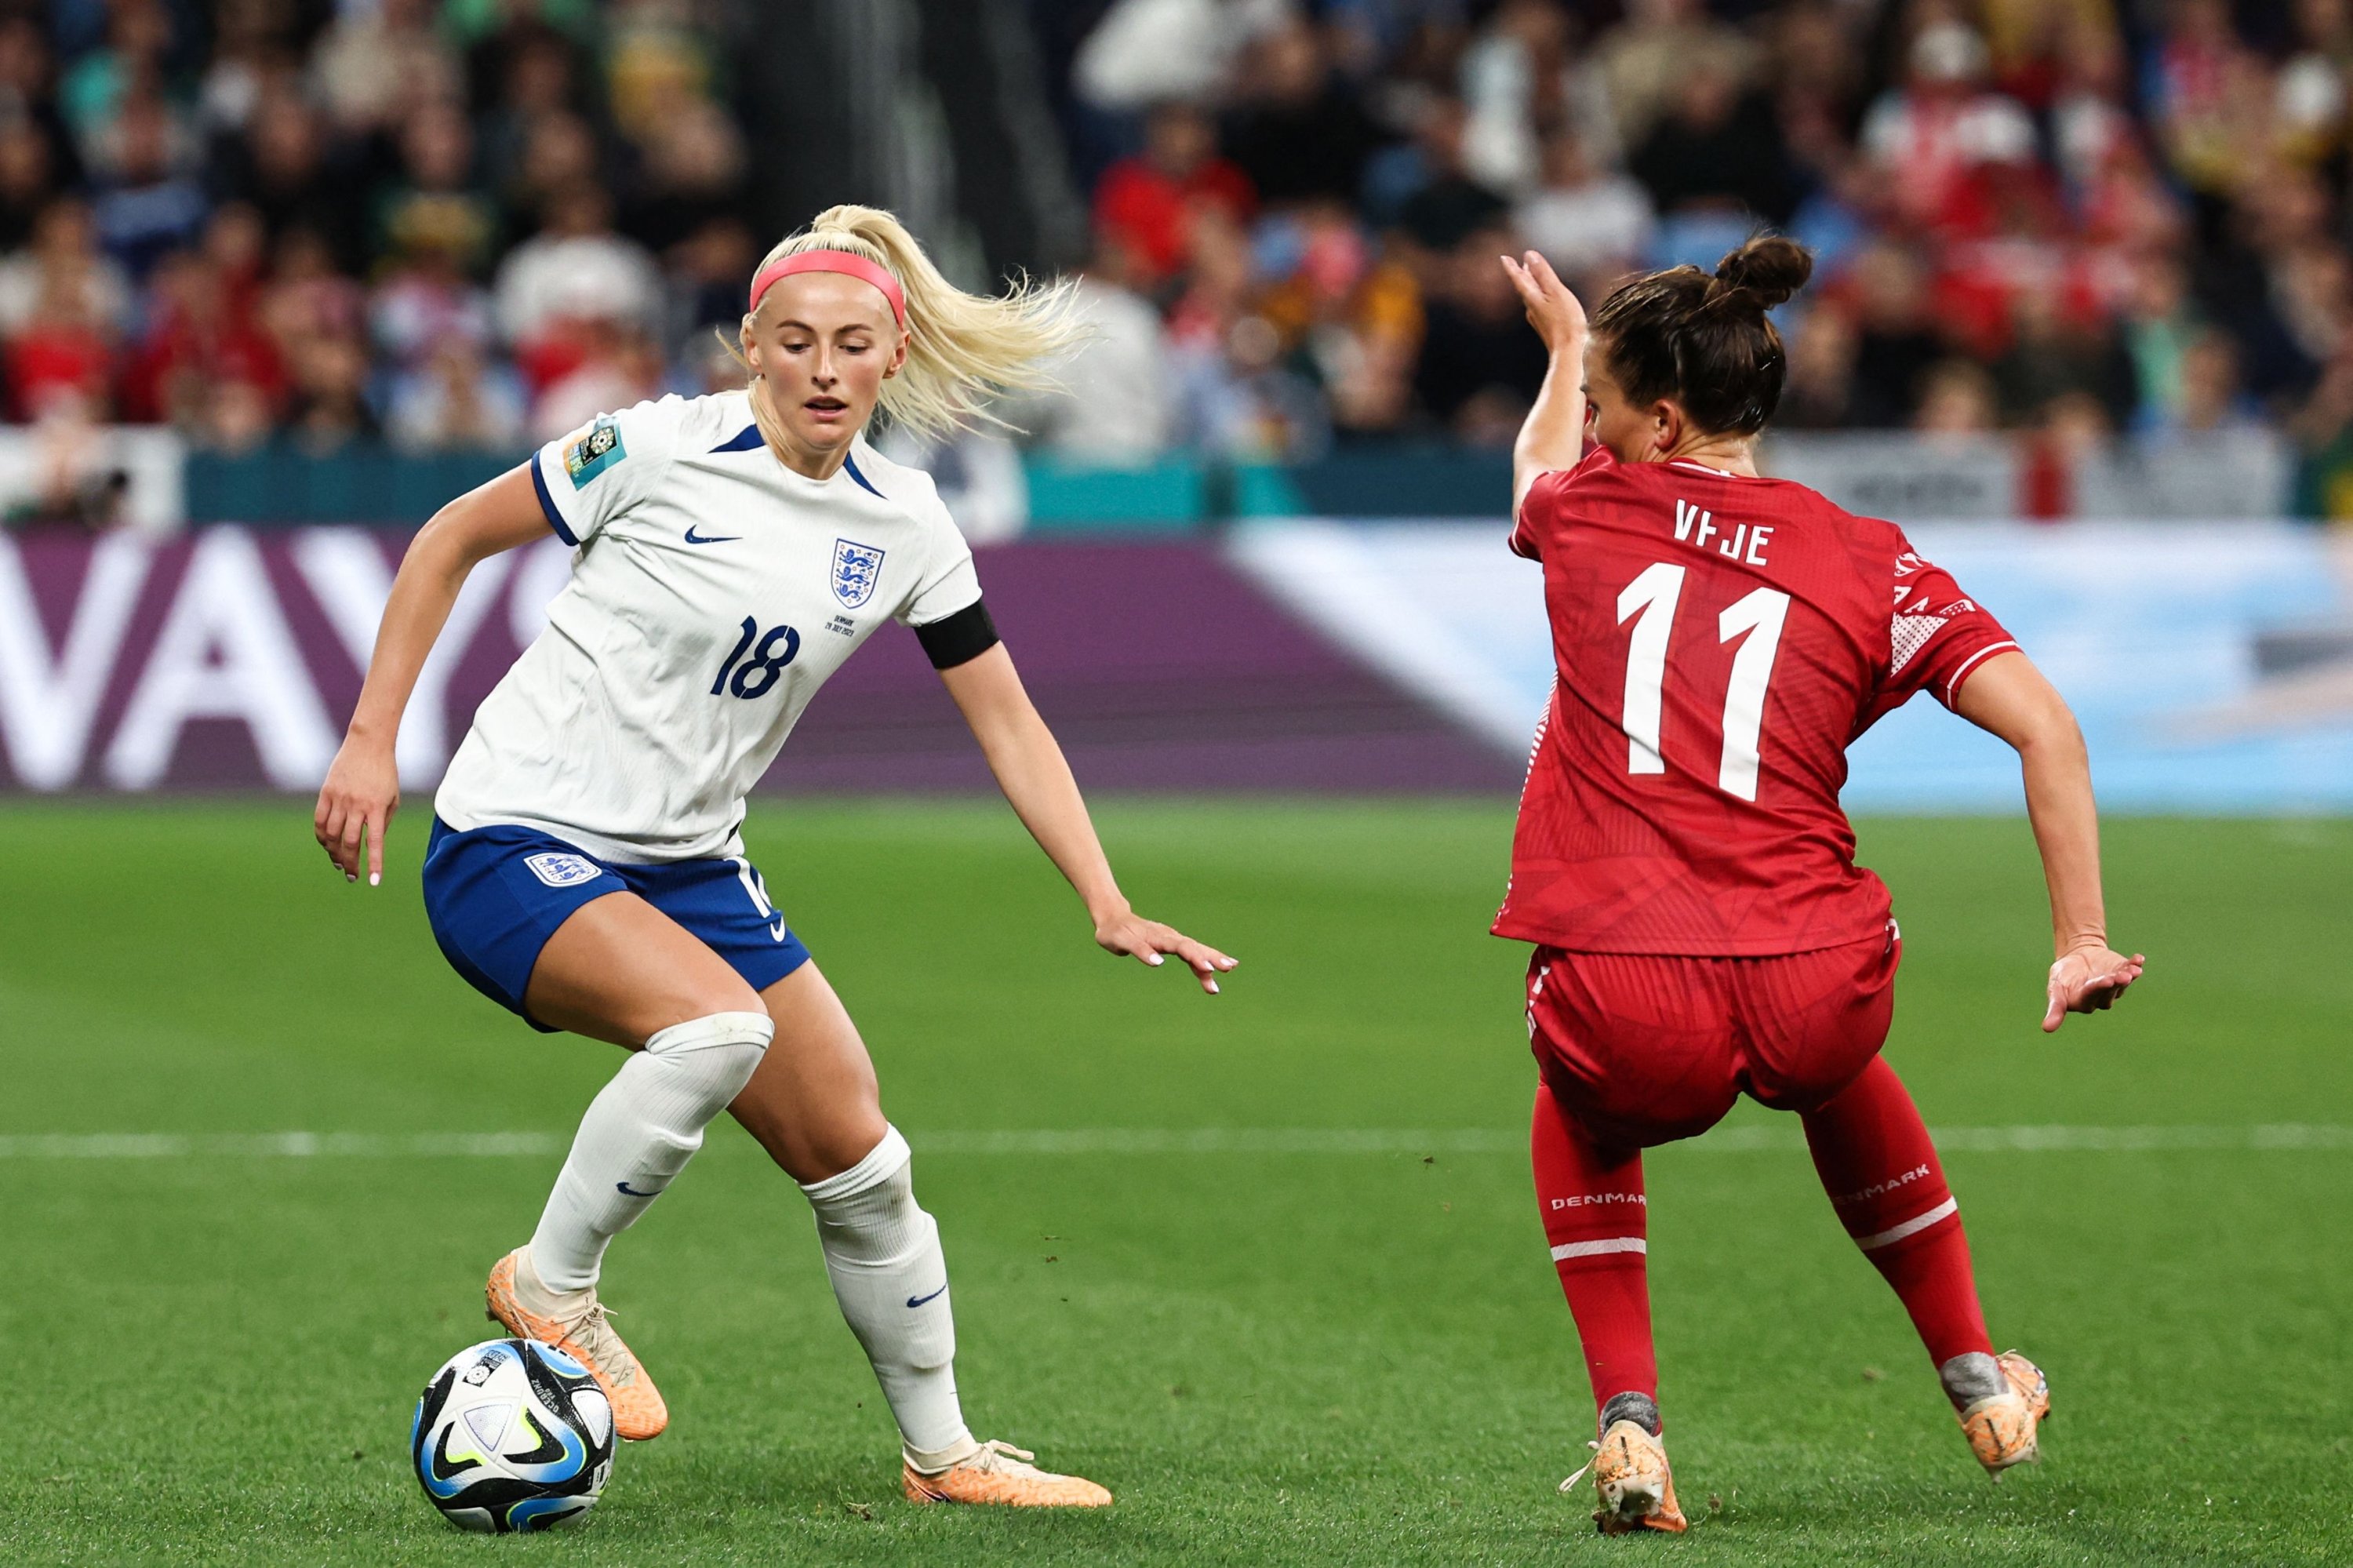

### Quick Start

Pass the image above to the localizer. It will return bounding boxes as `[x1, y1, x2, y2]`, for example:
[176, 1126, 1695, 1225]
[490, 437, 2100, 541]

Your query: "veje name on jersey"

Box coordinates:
[1675, 499, 1773, 567]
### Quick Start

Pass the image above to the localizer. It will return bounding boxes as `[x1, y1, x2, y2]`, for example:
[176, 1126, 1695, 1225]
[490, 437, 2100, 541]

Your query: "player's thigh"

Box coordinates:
[1736, 928, 1901, 1112]
[728, 961, 888, 1184]
[524, 891, 766, 1047]
[1529, 947, 1741, 1147]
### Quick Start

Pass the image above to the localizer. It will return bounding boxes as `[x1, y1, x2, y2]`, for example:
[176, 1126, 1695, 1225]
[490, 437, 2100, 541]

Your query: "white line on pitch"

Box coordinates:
[0, 1126, 2348, 1160]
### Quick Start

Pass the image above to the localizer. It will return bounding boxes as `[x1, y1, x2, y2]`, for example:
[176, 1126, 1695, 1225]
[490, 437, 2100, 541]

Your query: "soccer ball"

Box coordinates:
[410, 1337, 615, 1533]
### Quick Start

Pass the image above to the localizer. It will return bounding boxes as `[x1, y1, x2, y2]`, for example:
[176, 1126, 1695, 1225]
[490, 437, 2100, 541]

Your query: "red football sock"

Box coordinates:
[1801, 1057, 1994, 1368]
[1531, 1079, 1657, 1423]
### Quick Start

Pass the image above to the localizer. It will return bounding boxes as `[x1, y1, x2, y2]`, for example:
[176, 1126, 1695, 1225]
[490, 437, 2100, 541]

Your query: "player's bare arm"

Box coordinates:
[1500, 249, 1587, 517]
[312, 465, 547, 886]
[1951, 649, 2147, 1031]
[936, 643, 1236, 993]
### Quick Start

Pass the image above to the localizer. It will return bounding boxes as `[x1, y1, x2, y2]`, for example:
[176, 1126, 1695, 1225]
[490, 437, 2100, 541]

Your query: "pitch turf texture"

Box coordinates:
[0, 802, 2346, 1566]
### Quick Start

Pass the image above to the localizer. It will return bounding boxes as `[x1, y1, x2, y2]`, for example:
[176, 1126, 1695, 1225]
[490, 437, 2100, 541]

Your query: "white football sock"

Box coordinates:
[529, 1010, 773, 1293]
[801, 1126, 977, 1468]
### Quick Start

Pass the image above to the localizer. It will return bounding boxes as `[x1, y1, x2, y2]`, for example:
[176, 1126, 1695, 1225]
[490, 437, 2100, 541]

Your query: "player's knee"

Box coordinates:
[643, 1009, 773, 1105]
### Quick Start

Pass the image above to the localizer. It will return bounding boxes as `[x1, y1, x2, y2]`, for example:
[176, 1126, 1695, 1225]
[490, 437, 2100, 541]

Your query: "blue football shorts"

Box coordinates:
[421, 817, 812, 1031]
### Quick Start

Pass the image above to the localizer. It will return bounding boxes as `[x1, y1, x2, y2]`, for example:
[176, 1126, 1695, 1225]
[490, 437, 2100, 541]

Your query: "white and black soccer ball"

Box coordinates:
[410, 1337, 615, 1533]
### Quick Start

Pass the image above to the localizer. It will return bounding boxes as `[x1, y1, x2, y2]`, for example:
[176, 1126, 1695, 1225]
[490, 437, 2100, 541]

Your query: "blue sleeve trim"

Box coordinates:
[842, 453, 886, 500]
[530, 452, 579, 545]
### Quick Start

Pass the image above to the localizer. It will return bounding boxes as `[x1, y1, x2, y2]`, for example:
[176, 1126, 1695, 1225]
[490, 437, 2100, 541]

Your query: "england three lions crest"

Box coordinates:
[831, 539, 886, 609]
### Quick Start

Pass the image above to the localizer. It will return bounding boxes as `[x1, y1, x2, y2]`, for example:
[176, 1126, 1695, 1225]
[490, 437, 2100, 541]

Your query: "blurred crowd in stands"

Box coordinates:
[10, 0, 2353, 518]
[1045, 0, 2353, 501]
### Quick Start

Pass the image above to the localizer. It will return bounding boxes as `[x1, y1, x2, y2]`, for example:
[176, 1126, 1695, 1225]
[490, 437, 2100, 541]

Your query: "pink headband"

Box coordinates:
[747, 249, 907, 327]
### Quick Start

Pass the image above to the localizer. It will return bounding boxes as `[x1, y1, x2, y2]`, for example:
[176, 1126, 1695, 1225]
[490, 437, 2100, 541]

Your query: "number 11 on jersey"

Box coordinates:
[1614, 562, 1791, 802]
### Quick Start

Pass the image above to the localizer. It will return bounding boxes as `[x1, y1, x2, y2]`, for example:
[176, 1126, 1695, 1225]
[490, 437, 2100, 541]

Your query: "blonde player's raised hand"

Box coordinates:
[1500, 249, 1587, 354]
[2042, 944, 2146, 1032]
[315, 734, 399, 886]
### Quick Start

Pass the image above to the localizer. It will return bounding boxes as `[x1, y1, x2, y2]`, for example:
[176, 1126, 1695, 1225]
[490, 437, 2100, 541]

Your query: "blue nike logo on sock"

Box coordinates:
[616, 1181, 667, 1197]
[684, 526, 740, 544]
[906, 1283, 948, 1308]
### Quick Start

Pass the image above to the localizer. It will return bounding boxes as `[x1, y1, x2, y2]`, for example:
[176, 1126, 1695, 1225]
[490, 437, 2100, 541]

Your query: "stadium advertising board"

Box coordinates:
[0, 528, 1509, 796]
[4, 522, 2348, 809]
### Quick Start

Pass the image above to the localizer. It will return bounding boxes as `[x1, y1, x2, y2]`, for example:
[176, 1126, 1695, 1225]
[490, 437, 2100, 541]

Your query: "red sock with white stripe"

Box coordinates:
[1531, 1079, 1658, 1426]
[1801, 1057, 1994, 1368]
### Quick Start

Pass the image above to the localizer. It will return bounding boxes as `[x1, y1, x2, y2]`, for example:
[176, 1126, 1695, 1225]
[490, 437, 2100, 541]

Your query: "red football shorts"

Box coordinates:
[1525, 925, 1901, 1150]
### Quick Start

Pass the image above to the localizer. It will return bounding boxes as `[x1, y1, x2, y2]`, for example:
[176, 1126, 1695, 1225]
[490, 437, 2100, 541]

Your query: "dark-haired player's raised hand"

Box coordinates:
[2042, 944, 2145, 1032]
[1500, 249, 1587, 355]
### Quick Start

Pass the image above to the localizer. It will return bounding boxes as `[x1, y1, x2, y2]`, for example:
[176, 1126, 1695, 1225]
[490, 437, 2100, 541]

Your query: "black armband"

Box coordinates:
[915, 597, 1001, 669]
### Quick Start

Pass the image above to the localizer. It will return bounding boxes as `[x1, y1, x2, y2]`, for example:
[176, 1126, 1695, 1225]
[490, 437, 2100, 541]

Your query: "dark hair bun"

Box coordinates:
[1711, 236, 1813, 310]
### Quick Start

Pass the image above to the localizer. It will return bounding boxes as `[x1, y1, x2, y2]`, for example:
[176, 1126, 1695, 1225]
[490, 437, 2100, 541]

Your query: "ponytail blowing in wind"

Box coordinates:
[742, 205, 1085, 447]
[1589, 236, 1815, 438]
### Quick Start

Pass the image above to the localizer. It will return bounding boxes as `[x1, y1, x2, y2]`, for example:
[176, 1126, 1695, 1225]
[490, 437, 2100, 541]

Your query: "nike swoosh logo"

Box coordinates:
[906, 1283, 947, 1308]
[684, 526, 741, 544]
[616, 1181, 667, 1198]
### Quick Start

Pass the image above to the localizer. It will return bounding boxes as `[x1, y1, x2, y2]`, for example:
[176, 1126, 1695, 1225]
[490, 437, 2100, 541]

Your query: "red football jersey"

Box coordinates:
[1493, 447, 2019, 956]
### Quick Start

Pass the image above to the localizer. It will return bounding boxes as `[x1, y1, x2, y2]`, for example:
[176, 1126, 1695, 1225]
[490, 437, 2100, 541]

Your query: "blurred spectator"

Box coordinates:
[214, 85, 365, 272]
[1020, 236, 1174, 464]
[1844, 242, 1944, 427]
[283, 329, 379, 453]
[1857, 23, 2035, 242]
[1222, 20, 1385, 209]
[2146, 0, 2265, 204]
[1093, 102, 1255, 289]
[3, 389, 129, 530]
[0, 118, 60, 249]
[1389, 96, 1509, 254]
[2120, 249, 2205, 428]
[1412, 226, 1549, 442]
[619, 98, 749, 258]
[1629, 56, 1794, 234]
[0, 198, 132, 341]
[495, 184, 661, 387]
[2170, 328, 2268, 436]
[530, 321, 663, 444]
[373, 101, 500, 282]
[1515, 128, 1654, 282]
[1913, 358, 2000, 434]
[120, 206, 284, 425]
[1597, 0, 1758, 152]
[312, 0, 463, 136]
[1777, 304, 1857, 428]
[1072, 0, 1289, 114]
[1991, 286, 2133, 429]
[389, 337, 526, 453]
[87, 91, 205, 281]
[5, 268, 112, 420]
[1459, 0, 1614, 197]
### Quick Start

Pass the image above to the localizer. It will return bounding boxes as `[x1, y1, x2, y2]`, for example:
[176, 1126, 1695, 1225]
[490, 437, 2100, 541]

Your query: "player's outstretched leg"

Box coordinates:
[733, 964, 1111, 1507]
[1801, 1057, 2049, 1475]
[1533, 1081, 1686, 1535]
[488, 1008, 775, 1441]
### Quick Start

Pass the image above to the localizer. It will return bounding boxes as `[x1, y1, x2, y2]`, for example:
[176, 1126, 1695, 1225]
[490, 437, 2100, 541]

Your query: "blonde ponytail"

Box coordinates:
[744, 205, 1084, 446]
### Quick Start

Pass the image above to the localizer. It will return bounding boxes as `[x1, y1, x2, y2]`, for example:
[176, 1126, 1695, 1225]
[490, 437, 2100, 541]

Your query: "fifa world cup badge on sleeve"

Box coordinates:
[562, 418, 626, 488]
[831, 539, 886, 609]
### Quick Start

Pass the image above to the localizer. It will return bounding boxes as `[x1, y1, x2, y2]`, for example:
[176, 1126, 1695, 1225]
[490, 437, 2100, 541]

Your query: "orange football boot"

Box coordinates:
[1958, 1350, 2050, 1478]
[1573, 1418, 1689, 1536]
[484, 1247, 668, 1442]
[902, 1440, 1113, 1508]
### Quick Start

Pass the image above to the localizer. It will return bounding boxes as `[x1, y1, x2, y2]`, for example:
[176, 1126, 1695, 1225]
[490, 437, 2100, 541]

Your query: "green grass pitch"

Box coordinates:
[0, 800, 2346, 1566]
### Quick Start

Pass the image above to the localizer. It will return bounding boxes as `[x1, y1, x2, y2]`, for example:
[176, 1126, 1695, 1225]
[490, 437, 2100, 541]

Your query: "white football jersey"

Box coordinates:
[435, 389, 981, 864]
